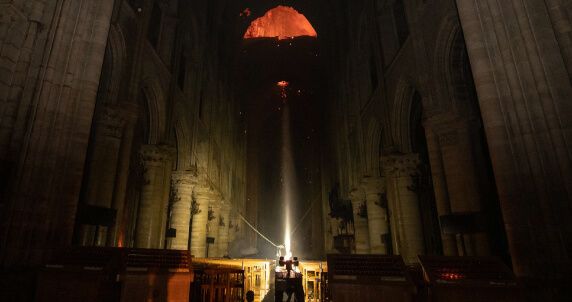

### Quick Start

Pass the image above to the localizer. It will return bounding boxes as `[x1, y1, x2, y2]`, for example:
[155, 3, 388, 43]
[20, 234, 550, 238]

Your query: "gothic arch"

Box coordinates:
[99, 24, 127, 106]
[433, 15, 479, 116]
[140, 78, 167, 144]
[433, 15, 460, 111]
[392, 78, 420, 153]
[173, 103, 193, 170]
[364, 118, 382, 176]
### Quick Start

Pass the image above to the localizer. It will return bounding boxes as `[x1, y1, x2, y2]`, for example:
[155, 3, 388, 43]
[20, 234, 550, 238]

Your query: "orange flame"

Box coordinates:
[278, 81, 289, 99]
[244, 6, 317, 40]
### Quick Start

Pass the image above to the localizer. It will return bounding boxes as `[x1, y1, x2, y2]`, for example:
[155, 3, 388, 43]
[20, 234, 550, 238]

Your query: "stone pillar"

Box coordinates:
[0, 0, 116, 267]
[437, 119, 490, 256]
[168, 171, 196, 250]
[190, 183, 211, 257]
[218, 204, 231, 257]
[361, 176, 390, 254]
[207, 200, 222, 257]
[135, 145, 174, 249]
[108, 104, 138, 247]
[424, 126, 457, 256]
[78, 107, 125, 247]
[456, 0, 572, 285]
[350, 189, 370, 254]
[383, 154, 425, 264]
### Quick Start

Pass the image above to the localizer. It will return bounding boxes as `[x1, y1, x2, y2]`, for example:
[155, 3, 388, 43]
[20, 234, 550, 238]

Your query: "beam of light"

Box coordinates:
[280, 80, 295, 260]
[244, 6, 317, 40]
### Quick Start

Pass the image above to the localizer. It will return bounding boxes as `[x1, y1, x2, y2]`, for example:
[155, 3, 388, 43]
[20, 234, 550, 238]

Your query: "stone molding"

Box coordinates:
[171, 170, 197, 187]
[349, 188, 365, 203]
[139, 144, 176, 164]
[438, 131, 458, 146]
[97, 107, 126, 139]
[361, 176, 385, 195]
[382, 154, 421, 176]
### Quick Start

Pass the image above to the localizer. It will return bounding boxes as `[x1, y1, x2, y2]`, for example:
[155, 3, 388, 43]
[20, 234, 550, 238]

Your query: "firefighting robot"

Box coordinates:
[275, 256, 304, 302]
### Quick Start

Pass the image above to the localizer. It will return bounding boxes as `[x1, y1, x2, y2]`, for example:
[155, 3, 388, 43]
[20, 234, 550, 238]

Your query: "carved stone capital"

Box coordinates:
[424, 113, 482, 146]
[171, 171, 197, 196]
[120, 102, 140, 124]
[349, 189, 365, 203]
[382, 153, 421, 177]
[97, 107, 126, 138]
[361, 176, 385, 194]
[438, 131, 459, 146]
[171, 170, 197, 186]
[139, 144, 176, 165]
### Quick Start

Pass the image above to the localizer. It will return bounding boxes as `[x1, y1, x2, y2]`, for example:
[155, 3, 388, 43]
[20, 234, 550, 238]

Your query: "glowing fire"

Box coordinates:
[244, 6, 317, 40]
[278, 81, 289, 99]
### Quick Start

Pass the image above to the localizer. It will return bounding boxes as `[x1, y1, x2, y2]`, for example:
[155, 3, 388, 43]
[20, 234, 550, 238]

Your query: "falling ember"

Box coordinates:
[244, 6, 317, 40]
[240, 8, 251, 18]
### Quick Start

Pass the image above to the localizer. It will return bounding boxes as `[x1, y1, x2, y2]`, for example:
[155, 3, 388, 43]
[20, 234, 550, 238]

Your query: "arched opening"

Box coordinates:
[244, 6, 317, 40]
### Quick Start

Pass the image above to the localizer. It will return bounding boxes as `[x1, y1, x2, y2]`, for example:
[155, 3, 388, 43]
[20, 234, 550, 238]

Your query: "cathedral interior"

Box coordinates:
[1, 0, 571, 301]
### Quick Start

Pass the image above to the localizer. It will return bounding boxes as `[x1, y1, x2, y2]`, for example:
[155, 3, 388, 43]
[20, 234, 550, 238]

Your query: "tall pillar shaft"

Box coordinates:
[424, 127, 457, 256]
[218, 204, 231, 257]
[108, 104, 138, 247]
[426, 117, 492, 256]
[383, 154, 425, 264]
[207, 201, 222, 257]
[439, 120, 490, 256]
[362, 177, 389, 254]
[190, 183, 211, 257]
[456, 0, 572, 282]
[79, 107, 125, 247]
[0, 0, 116, 267]
[135, 145, 174, 249]
[169, 171, 196, 250]
[350, 189, 370, 254]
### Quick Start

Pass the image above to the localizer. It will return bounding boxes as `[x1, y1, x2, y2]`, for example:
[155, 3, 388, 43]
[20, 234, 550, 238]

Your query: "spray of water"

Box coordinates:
[279, 81, 294, 259]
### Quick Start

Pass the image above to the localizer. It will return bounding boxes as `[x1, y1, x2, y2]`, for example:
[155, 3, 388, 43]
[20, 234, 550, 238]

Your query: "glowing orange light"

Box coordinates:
[440, 272, 465, 280]
[244, 6, 318, 40]
[277, 81, 289, 99]
[240, 8, 251, 18]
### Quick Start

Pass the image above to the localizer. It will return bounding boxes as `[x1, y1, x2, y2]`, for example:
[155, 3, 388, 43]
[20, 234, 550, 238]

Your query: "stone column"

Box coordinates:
[168, 171, 196, 250]
[350, 189, 370, 254]
[135, 145, 174, 249]
[437, 119, 490, 256]
[218, 203, 231, 257]
[361, 176, 390, 254]
[190, 183, 212, 257]
[456, 0, 572, 285]
[424, 126, 457, 256]
[108, 104, 139, 247]
[207, 199, 222, 257]
[0, 0, 116, 267]
[383, 154, 425, 264]
[78, 107, 125, 247]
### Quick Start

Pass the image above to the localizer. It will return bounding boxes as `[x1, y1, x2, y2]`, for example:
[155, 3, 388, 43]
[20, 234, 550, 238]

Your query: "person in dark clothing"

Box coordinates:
[246, 290, 255, 302]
